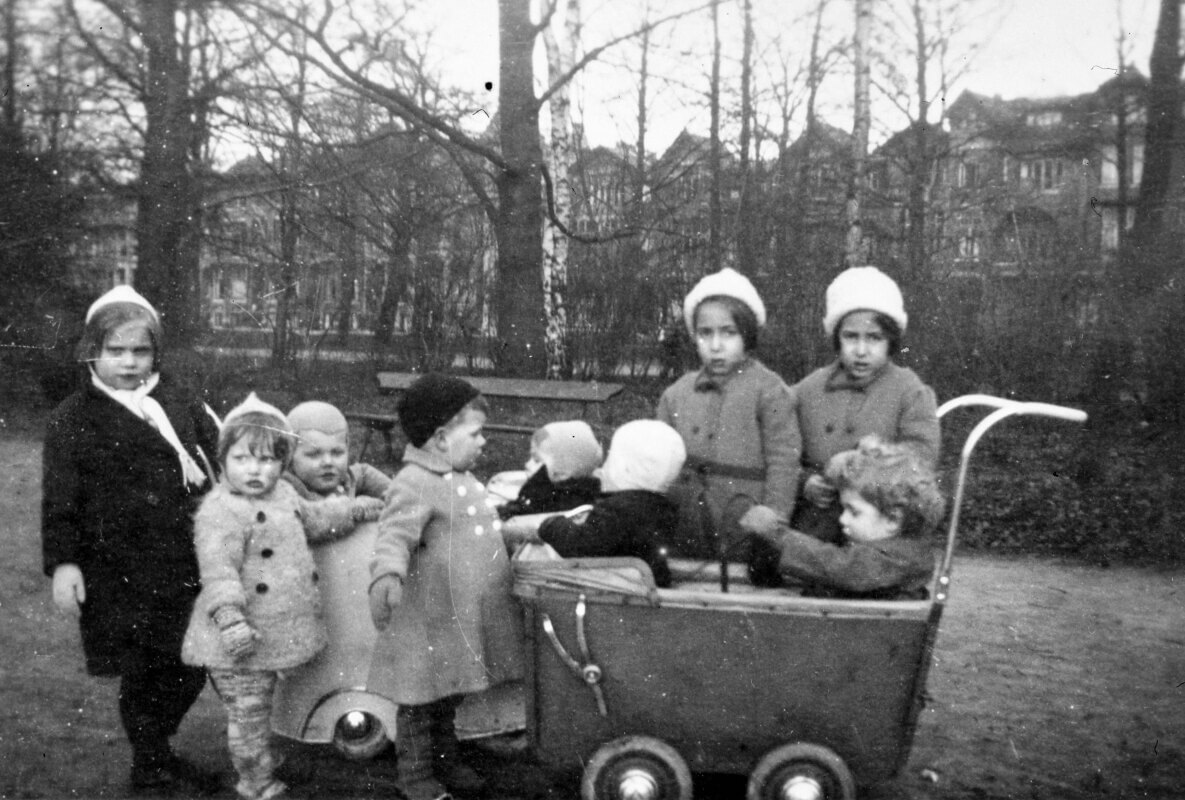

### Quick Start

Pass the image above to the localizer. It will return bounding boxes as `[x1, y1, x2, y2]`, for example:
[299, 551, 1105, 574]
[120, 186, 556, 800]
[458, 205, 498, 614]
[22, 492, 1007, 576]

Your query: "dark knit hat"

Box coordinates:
[398, 373, 481, 447]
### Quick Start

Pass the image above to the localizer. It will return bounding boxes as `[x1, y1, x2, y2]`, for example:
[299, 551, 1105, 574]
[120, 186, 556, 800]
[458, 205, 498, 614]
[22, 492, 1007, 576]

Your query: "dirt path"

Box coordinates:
[1, 432, 1182, 799]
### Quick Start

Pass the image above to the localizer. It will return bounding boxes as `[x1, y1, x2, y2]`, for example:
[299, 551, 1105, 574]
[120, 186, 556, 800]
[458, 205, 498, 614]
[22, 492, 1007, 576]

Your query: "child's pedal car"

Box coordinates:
[271, 519, 524, 759]
[511, 395, 1086, 800]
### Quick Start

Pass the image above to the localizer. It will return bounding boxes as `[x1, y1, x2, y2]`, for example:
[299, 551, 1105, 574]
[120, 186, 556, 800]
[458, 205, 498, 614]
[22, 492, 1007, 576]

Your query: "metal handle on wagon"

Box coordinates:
[936, 395, 1087, 584]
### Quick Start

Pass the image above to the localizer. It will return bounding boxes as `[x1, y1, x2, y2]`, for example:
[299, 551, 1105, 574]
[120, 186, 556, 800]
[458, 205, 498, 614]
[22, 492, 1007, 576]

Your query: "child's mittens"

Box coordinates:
[212, 605, 257, 660]
[351, 496, 385, 523]
[368, 575, 403, 630]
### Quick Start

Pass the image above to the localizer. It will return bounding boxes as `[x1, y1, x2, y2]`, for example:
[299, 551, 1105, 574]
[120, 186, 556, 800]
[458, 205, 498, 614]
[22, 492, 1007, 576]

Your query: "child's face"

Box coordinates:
[223, 436, 284, 497]
[838, 487, 901, 543]
[93, 321, 154, 391]
[837, 311, 890, 381]
[435, 407, 487, 472]
[290, 429, 350, 495]
[694, 300, 747, 376]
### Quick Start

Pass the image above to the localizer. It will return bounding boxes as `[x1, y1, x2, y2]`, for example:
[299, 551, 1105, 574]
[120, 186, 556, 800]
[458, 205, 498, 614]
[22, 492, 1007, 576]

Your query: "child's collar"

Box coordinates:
[404, 442, 459, 475]
[694, 356, 753, 391]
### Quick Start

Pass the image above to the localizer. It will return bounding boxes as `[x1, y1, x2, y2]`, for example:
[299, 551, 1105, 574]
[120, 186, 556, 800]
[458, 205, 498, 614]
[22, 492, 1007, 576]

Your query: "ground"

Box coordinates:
[1, 417, 1182, 799]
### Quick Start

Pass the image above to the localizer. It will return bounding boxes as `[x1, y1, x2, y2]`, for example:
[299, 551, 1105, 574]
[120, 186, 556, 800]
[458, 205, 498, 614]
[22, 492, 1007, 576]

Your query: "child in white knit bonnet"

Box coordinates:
[495, 420, 603, 519]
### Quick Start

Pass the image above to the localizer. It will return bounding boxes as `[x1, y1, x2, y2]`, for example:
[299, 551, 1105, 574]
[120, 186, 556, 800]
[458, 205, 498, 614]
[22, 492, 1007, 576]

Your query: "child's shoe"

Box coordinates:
[437, 759, 486, 794]
[397, 776, 453, 800]
[234, 777, 287, 800]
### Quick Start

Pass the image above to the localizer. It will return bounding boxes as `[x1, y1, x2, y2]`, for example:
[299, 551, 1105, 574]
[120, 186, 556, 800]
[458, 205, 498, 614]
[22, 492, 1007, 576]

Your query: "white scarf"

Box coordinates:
[90, 370, 210, 488]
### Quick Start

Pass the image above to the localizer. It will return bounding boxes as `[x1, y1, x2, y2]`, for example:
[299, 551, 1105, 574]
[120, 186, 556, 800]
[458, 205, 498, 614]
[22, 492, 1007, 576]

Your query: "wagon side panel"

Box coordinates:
[524, 591, 931, 784]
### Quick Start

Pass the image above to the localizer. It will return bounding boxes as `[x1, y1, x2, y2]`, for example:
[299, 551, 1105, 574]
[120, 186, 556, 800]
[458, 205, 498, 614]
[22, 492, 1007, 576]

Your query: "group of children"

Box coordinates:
[41, 263, 945, 800]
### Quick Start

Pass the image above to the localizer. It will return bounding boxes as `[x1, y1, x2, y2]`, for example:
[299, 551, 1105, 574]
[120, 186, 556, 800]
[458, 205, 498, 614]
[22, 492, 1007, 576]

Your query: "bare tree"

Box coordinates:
[845, 0, 871, 267]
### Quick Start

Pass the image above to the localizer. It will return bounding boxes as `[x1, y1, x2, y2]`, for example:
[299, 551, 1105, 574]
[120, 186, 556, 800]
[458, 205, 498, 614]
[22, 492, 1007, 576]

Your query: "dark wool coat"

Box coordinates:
[41, 377, 219, 676]
[496, 465, 601, 520]
[538, 490, 679, 588]
[774, 528, 935, 600]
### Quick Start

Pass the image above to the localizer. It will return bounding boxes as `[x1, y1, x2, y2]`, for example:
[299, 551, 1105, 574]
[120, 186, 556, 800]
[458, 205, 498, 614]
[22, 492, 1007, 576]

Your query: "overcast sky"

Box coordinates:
[420, 0, 1162, 152]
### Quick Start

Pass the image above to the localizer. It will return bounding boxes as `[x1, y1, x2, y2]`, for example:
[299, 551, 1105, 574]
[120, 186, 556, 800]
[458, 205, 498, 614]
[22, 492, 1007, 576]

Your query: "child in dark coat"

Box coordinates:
[536, 419, 686, 588]
[496, 420, 603, 519]
[742, 436, 945, 599]
[41, 285, 222, 796]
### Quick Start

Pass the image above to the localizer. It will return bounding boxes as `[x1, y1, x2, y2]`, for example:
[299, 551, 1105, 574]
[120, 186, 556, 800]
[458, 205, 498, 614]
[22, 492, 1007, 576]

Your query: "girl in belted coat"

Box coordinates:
[789, 266, 940, 549]
[182, 394, 382, 800]
[656, 268, 801, 561]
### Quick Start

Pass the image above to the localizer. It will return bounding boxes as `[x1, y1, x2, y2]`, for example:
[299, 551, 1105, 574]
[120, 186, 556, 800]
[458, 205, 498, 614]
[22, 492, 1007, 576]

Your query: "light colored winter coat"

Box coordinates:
[656, 357, 801, 522]
[181, 480, 357, 670]
[367, 445, 525, 705]
[793, 360, 940, 477]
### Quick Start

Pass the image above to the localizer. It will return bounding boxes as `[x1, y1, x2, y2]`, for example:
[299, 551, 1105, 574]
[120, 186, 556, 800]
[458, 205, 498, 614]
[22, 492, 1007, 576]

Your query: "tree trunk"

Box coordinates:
[708, 0, 722, 272]
[493, 0, 546, 377]
[541, 0, 579, 380]
[905, 0, 929, 283]
[844, 0, 871, 268]
[136, 0, 202, 346]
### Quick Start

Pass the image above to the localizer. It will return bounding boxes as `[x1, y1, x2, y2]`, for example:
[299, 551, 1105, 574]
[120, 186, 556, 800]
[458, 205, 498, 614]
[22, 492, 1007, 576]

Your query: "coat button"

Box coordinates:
[255, 583, 268, 594]
[261, 548, 274, 558]
[312, 571, 320, 583]
[845, 426, 855, 435]
[145, 492, 160, 506]
[825, 424, 834, 434]
[256, 511, 266, 522]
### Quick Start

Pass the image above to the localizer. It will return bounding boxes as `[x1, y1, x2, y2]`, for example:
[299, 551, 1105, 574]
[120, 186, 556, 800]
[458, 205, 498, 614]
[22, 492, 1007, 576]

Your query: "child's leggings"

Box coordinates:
[208, 669, 283, 800]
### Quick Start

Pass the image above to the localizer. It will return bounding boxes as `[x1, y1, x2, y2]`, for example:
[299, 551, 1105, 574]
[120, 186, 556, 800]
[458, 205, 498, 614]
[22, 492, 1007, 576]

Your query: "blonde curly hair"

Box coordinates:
[824, 436, 945, 538]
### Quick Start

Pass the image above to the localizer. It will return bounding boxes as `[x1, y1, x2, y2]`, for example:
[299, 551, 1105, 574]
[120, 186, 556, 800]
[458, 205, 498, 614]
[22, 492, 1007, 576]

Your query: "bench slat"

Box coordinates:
[376, 372, 623, 404]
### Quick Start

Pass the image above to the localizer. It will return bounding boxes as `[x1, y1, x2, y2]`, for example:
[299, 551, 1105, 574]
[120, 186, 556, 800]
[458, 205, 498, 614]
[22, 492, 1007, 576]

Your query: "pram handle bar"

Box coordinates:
[936, 395, 1087, 587]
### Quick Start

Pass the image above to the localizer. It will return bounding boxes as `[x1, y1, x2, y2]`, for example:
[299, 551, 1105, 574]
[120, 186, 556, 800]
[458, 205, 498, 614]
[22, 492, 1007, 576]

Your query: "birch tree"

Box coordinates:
[845, 0, 871, 267]
[540, 0, 581, 379]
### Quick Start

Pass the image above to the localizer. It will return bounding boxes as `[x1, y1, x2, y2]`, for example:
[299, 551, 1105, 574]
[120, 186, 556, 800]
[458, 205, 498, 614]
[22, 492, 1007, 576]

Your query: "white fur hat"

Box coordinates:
[823, 266, 908, 338]
[682, 268, 766, 335]
[599, 420, 686, 494]
[86, 285, 159, 323]
[534, 421, 603, 482]
[222, 392, 290, 432]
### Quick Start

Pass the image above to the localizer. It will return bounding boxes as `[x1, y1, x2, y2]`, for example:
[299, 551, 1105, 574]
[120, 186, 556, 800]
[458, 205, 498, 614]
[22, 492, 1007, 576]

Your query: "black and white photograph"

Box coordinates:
[1, 0, 1182, 798]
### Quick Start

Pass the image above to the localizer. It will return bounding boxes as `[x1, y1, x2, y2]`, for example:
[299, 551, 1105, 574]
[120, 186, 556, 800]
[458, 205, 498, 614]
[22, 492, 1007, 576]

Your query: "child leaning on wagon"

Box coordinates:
[282, 400, 391, 501]
[534, 419, 686, 588]
[495, 419, 603, 519]
[181, 394, 383, 800]
[367, 374, 525, 800]
[788, 266, 940, 549]
[656, 268, 800, 560]
[41, 285, 223, 797]
[741, 436, 945, 600]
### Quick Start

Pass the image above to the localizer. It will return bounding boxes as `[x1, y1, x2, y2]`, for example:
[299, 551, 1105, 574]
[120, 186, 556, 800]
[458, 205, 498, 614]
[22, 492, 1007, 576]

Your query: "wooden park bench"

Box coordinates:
[346, 372, 624, 461]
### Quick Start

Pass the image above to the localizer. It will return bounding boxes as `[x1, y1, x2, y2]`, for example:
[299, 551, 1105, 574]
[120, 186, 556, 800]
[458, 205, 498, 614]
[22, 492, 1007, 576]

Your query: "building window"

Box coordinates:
[958, 234, 980, 258]
[1026, 111, 1063, 127]
[1022, 158, 1062, 190]
[956, 162, 979, 188]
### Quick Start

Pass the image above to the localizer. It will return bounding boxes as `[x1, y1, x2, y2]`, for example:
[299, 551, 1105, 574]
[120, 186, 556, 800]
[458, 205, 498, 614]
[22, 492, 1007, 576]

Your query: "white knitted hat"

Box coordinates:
[823, 266, 908, 338]
[222, 392, 290, 432]
[682, 268, 767, 335]
[534, 421, 603, 482]
[86, 285, 159, 323]
[599, 420, 686, 494]
[287, 401, 348, 436]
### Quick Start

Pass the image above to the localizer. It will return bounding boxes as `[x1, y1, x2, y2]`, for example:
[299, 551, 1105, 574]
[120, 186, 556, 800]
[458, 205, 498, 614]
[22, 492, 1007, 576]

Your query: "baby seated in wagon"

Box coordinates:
[740, 436, 945, 600]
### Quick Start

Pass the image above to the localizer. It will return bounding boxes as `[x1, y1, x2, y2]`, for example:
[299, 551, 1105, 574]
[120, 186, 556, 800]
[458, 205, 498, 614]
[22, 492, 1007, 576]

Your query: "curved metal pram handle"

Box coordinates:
[935, 394, 1088, 598]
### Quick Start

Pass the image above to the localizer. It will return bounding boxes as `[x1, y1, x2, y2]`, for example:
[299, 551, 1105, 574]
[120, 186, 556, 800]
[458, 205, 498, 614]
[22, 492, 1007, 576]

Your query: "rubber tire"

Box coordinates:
[581, 735, 693, 800]
[746, 742, 856, 800]
[331, 711, 391, 761]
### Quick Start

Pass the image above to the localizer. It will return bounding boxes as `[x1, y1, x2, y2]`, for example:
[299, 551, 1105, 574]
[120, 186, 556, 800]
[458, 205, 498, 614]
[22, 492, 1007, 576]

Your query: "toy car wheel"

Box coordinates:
[331, 710, 390, 761]
[747, 743, 855, 800]
[581, 735, 692, 800]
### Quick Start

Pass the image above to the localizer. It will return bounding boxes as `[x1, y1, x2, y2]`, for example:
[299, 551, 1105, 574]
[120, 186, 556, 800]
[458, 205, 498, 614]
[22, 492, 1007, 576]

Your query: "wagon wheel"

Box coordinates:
[747, 743, 856, 800]
[581, 735, 693, 800]
[331, 710, 391, 761]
